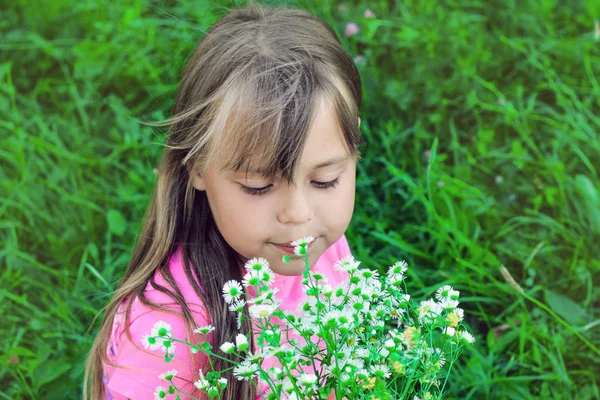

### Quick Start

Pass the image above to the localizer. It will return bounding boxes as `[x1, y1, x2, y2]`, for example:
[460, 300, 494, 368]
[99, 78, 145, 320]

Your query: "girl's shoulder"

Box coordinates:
[103, 245, 209, 399]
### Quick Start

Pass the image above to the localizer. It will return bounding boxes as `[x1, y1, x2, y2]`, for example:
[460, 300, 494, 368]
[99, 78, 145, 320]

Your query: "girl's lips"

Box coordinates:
[271, 239, 316, 255]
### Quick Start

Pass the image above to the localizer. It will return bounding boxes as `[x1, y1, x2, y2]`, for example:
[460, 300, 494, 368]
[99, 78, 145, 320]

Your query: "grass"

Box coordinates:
[1, 0, 599, 398]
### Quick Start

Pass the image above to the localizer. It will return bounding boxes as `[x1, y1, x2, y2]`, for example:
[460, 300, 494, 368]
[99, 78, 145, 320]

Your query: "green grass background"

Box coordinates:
[1, 0, 599, 398]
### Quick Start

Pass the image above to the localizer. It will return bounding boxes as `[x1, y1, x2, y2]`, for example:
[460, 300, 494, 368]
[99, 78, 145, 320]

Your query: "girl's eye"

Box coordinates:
[240, 178, 340, 196]
[312, 177, 340, 189]
[240, 184, 273, 196]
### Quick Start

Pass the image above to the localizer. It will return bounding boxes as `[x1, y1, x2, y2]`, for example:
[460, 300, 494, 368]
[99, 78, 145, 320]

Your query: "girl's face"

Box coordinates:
[192, 97, 359, 276]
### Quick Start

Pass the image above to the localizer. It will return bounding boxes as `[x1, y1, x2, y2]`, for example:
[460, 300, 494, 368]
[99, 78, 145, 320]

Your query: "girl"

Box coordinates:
[84, 1, 364, 399]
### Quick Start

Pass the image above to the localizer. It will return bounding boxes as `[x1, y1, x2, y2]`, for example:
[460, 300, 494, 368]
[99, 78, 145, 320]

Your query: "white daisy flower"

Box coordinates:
[379, 347, 390, 358]
[291, 236, 315, 247]
[249, 303, 276, 319]
[417, 299, 443, 324]
[229, 299, 246, 312]
[384, 338, 396, 350]
[260, 268, 275, 285]
[244, 257, 270, 273]
[242, 270, 261, 288]
[387, 260, 408, 277]
[457, 330, 476, 344]
[439, 297, 459, 310]
[235, 333, 249, 352]
[443, 327, 456, 336]
[158, 369, 178, 380]
[141, 333, 161, 351]
[151, 321, 172, 338]
[297, 373, 318, 387]
[217, 377, 227, 388]
[194, 325, 215, 335]
[222, 280, 243, 304]
[160, 339, 176, 354]
[154, 386, 167, 400]
[370, 364, 391, 379]
[194, 370, 209, 390]
[333, 255, 361, 273]
[220, 342, 235, 354]
[355, 348, 370, 359]
[247, 288, 279, 305]
[236, 312, 243, 329]
[233, 360, 259, 380]
[356, 368, 370, 379]
[436, 285, 460, 301]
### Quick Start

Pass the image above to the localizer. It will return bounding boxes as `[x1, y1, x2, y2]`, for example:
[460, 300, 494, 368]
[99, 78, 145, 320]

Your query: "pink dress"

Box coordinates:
[102, 235, 352, 399]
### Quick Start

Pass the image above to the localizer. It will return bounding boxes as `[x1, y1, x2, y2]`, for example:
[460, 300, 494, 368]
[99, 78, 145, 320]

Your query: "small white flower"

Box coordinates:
[457, 330, 476, 344]
[355, 348, 370, 359]
[217, 377, 227, 388]
[194, 370, 209, 390]
[244, 257, 270, 273]
[333, 255, 361, 273]
[249, 303, 276, 319]
[159, 339, 176, 354]
[222, 280, 243, 304]
[220, 342, 235, 354]
[370, 364, 391, 379]
[387, 260, 408, 277]
[443, 326, 456, 336]
[379, 347, 390, 358]
[194, 324, 215, 335]
[229, 299, 246, 312]
[439, 297, 459, 309]
[158, 369, 178, 380]
[236, 312, 243, 329]
[384, 338, 395, 350]
[141, 333, 161, 351]
[297, 373, 318, 387]
[417, 299, 443, 324]
[436, 285, 460, 301]
[151, 321, 172, 338]
[260, 268, 275, 284]
[290, 236, 315, 247]
[233, 360, 259, 380]
[242, 270, 261, 288]
[235, 333, 249, 352]
[154, 386, 167, 400]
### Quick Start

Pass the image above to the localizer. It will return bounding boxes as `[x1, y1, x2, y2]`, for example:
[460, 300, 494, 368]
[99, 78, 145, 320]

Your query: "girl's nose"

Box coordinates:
[277, 186, 312, 225]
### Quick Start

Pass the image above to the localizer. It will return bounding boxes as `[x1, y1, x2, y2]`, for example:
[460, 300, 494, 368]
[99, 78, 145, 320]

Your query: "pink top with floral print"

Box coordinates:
[101, 235, 352, 399]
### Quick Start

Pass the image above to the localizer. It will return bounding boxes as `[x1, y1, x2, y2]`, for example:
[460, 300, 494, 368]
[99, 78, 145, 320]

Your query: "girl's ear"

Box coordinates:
[191, 170, 207, 191]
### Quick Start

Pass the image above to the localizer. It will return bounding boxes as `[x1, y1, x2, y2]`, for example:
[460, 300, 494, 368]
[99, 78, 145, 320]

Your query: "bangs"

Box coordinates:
[194, 56, 363, 182]
[209, 59, 318, 183]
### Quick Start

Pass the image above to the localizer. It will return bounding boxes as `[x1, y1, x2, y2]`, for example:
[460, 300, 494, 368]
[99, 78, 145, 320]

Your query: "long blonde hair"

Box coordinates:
[84, 1, 364, 399]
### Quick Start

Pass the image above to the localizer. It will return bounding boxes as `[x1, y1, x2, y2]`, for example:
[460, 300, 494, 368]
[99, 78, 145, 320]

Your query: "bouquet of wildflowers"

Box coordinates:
[145, 237, 475, 400]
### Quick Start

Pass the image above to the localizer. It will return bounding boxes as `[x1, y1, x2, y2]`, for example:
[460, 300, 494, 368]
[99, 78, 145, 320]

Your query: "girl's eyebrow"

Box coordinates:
[230, 155, 350, 175]
[311, 155, 349, 170]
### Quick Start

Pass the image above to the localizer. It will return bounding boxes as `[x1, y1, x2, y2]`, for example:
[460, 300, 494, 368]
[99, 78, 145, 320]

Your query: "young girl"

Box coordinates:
[84, 1, 364, 399]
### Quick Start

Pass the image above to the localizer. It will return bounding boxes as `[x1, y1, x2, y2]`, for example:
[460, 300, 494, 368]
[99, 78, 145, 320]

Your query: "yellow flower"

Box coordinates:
[362, 377, 376, 390]
[446, 312, 460, 327]
[403, 326, 419, 348]
[391, 361, 405, 375]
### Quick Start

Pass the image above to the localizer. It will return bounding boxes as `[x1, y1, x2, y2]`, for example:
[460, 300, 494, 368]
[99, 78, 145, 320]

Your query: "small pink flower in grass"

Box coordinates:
[423, 150, 431, 162]
[354, 55, 366, 65]
[364, 9, 375, 18]
[344, 22, 359, 37]
[338, 4, 346, 13]
[437, 180, 445, 187]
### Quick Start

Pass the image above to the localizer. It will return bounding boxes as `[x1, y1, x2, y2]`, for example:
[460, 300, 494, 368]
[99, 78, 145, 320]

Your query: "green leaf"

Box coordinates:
[544, 289, 589, 326]
[33, 359, 72, 387]
[107, 209, 126, 237]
